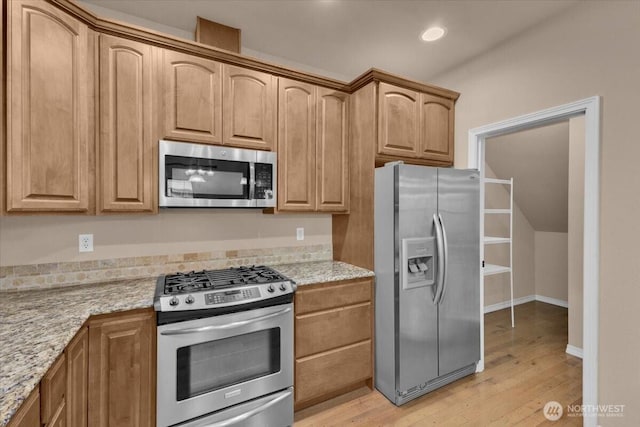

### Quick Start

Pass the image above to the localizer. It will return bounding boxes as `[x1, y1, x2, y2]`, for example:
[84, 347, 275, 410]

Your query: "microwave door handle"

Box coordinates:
[249, 162, 256, 200]
[160, 307, 291, 336]
[201, 389, 292, 427]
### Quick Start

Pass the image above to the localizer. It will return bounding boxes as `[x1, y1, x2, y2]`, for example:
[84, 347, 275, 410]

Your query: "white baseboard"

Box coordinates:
[566, 344, 584, 359]
[535, 294, 569, 308]
[484, 295, 535, 313]
[484, 294, 569, 313]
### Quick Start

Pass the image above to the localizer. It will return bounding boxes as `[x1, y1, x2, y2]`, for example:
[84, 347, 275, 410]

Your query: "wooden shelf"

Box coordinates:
[484, 178, 512, 185]
[484, 236, 511, 245]
[484, 263, 512, 276]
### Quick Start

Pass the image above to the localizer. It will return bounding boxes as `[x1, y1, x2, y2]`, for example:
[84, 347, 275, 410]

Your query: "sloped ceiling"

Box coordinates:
[486, 122, 569, 232]
[80, 0, 578, 82]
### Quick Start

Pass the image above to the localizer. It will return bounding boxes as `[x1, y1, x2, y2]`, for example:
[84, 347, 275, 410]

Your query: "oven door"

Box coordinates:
[157, 304, 293, 427]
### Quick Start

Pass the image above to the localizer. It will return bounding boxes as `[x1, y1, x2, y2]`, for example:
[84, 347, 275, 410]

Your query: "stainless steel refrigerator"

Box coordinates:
[374, 163, 481, 406]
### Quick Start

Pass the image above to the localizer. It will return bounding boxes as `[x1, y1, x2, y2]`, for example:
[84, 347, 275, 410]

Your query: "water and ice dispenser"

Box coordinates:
[400, 237, 435, 290]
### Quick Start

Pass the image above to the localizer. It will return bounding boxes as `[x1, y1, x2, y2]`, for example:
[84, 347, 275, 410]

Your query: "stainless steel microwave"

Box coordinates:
[159, 140, 276, 208]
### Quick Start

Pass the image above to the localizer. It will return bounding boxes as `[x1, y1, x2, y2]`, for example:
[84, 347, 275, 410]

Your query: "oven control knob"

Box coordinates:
[169, 296, 179, 307]
[185, 295, 195, 304]
[279, 284, 287, 291]
[267, 285, 275, 293]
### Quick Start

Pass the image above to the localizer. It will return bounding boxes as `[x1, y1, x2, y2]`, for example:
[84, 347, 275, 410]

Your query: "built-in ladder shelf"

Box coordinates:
[482, 176, 515, 327]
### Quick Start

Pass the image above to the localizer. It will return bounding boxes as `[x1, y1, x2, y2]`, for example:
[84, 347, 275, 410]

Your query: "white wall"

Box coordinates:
[432, 1, 640, 421]
[0, 212, 331, 266]
[534, 231, 568, 302]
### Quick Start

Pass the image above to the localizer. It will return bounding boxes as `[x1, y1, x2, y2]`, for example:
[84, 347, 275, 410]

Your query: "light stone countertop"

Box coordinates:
[0, 260, 373, 426]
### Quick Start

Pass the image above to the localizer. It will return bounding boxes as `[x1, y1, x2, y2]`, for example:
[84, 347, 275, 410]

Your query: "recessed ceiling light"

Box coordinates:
[421, 26, 447, 42]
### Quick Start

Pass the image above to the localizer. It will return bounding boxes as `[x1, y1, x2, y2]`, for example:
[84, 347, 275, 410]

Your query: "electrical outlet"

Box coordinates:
[296, 227, 304, 241]
[79, 234, 94, 253]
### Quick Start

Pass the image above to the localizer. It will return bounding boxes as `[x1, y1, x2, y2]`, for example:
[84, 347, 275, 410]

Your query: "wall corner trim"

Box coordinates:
[535, 295, 568, 308]
[566, 344, 584, 359]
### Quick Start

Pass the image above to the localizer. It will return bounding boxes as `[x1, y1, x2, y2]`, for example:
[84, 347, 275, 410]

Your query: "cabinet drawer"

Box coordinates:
[296, 302, 371, 358]
[40, 353, 66, 424]
[295, 340, 372, 404]
[295, 278, 372, 315]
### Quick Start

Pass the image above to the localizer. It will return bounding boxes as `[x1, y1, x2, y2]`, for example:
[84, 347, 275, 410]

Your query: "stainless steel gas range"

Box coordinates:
[154, 265, 296, 427]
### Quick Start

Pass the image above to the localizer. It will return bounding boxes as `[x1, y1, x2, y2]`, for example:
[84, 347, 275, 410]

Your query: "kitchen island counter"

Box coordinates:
[0, 260, 373, 426]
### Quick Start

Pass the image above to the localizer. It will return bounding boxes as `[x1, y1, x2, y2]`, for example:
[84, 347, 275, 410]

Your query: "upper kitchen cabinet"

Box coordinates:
[419, 93, 454, 164]
[316, 88, 349, 212]
[277, 78, 316, 211]
[277, 80, 350, 213]
[377, 83, 420, 159]
[161, 50, 222, 144]
[223, 65, 277, 151]
[98, 35, 156, 213]
[6, 0, 92, 213]
[376, 81, 456, 166]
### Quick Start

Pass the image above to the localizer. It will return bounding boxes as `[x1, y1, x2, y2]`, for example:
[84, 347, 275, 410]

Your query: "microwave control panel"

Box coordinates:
[254, 163, 273, 199]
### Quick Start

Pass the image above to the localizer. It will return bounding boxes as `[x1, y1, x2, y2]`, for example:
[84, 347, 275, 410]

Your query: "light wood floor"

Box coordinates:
[294, 302, 582, 426]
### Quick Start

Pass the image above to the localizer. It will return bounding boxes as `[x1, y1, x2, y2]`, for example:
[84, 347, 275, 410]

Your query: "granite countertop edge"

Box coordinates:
[0, 260, 373, 426]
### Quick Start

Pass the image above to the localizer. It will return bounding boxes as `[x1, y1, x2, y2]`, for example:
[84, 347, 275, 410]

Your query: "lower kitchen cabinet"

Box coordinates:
[40, 353, 66, 427]
[294, 278, 374, 410]
[6, 388, 40, 427]
[88, 308, 156, 427]
[7, 310, 156, 427]
[66, 326, 89, 427]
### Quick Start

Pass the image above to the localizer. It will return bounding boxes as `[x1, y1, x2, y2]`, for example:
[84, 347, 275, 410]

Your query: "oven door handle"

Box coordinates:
[160, 307, 292, 336]
[201, 389, 292, 427]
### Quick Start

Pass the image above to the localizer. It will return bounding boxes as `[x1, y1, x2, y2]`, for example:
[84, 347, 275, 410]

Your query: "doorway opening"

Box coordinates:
[468, 97, 600, 427]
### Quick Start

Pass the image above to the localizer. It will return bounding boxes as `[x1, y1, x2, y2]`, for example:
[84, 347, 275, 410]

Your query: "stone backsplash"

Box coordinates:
[0, 243, 332, 292]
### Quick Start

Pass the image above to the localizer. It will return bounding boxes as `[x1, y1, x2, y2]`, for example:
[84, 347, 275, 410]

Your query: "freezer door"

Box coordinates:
[437, 168, 481, 376]
[397, 164, 439, 394]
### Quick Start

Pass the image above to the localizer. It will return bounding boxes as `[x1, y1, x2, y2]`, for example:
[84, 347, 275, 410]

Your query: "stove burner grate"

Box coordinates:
[163, 265, 289, 295]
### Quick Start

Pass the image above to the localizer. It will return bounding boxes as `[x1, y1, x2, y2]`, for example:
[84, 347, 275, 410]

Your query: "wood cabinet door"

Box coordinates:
[277, 78, 316, 211]
[162, 50, 222, 144]
[66, 326, 88, 427]
[6, 0, 91, 212]
[98, 35, 155, 213]
[88, 309, 155, 427]
[40, 353, 66, 425]
[419, 93, 454, 164]
[7, 387, 40, 427]
[222, 64, 276, 150]
[377, 83, 419, 158]
[316, 88, 349, 212]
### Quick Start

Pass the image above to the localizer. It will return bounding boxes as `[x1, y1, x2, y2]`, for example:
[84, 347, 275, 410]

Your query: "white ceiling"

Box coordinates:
[486, 122, 570, 233]
[80, 0, 579, 82]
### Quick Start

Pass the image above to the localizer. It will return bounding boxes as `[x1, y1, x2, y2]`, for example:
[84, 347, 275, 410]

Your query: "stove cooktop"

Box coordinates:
[154, 265, 295, 312]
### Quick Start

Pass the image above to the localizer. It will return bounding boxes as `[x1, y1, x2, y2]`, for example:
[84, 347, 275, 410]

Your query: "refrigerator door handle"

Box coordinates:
[437, 213, 449, 304]
[433, 213, 445, 305]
